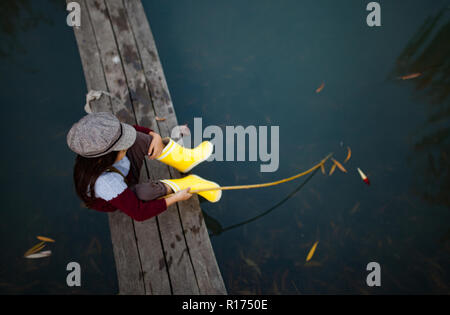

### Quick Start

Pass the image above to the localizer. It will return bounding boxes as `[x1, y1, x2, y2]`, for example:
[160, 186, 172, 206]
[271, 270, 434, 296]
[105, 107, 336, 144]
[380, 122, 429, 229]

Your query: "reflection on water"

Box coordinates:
[204, 169, 319, 236]
[392, 8, 450, 209]
[0, 0, 62, 59]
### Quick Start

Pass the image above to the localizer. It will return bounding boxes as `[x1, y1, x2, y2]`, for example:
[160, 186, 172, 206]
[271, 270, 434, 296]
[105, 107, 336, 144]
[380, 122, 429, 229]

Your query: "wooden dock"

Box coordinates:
[69, 0, 226, 295]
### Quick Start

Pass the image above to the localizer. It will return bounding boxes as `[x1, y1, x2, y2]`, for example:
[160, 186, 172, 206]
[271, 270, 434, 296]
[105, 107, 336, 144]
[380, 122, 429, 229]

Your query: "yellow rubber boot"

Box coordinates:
[160, 174, 222, 203]
[157, 138, 213, 173]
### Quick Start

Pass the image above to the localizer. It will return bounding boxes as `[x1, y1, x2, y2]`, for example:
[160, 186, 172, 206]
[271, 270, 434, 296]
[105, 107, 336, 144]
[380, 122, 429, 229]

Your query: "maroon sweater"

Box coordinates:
[88, 125, 168, 222]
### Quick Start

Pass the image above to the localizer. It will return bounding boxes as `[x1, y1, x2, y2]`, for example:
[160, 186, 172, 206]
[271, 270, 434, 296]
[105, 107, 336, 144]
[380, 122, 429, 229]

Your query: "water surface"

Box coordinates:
[0, 0, 448, 294]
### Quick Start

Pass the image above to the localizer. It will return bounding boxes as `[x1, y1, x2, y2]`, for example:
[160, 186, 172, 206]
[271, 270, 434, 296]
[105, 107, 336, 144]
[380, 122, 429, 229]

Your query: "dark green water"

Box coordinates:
[0, 0, 448, 294]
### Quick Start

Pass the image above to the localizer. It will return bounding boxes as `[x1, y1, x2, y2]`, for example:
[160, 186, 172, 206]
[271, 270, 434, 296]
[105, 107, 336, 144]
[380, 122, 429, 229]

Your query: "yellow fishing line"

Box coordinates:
[162, 153, 333, 197]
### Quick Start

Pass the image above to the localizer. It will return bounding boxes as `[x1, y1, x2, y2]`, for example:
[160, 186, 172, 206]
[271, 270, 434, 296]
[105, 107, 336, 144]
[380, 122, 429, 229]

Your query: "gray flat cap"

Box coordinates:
[67, 112, 136, 158]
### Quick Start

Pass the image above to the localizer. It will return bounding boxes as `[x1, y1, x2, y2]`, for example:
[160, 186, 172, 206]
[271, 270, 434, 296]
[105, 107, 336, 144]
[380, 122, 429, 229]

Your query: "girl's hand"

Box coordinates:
[174, 188, 192, 201]
[148, 131, 165, 159]
[165, 188, 192, 207]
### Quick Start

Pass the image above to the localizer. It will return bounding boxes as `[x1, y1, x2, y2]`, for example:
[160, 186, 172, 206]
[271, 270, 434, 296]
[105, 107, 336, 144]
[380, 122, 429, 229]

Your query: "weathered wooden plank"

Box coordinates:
[146, 163, 201, 295]
[69, 0, 111, 113]
[84, 0, 135, 123]
[105, 0, 188, 295]
[69, 0, 144, 294]
[132, 164, 171, 294]
[123, 0, 178, 137]
[82, 0, 145, 294]
[124, 0, 227, 294]
[176, 187, 228, 294]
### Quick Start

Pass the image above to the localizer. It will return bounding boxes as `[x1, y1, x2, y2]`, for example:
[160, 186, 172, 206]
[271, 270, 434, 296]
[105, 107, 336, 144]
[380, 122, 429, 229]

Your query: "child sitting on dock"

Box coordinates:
[67, 112, 221, 222]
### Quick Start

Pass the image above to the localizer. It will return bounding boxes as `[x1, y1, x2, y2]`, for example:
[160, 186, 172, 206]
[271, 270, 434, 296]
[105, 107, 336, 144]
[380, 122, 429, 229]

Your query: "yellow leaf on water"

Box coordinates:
[24, 242, 46, 257]
[25, 250, 52, 259]
[332, 158, 347, 173]
[350, 202, 361, 215]
[306, 241, 319, 262]
[37, 236, 55, 243]
[398, 73, 421, 80]
[344, 146, 352, 163]
[316, 82, 325, 93]
[320, 164, 326, 175]
[329, 164, 336, 176]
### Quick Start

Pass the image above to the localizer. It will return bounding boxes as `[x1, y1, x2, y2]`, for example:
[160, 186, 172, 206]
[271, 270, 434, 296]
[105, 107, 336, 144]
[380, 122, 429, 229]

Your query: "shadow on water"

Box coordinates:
[0, 0, 63, 59]
[203, 169, 319, 237]
[389, 6, 450, 292]
[391, 7, 450, 209]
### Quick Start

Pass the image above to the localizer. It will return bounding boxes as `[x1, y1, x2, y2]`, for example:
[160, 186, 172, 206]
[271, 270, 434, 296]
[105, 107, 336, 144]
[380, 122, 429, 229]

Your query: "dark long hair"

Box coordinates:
[73, 151, 119, 207]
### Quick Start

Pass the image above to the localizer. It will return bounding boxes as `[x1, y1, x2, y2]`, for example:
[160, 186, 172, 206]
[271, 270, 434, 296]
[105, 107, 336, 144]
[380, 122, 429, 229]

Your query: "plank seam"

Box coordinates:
[102, 0, 139, 125]
[123, 0, 201, 293]
[101, 0, 146, 293]
[106, 0, 178, 294]
[81, 0, 113, 113]
[121, 0, 176, 294]
[174, 199, 202, 292]
[94, 0, 145, 293]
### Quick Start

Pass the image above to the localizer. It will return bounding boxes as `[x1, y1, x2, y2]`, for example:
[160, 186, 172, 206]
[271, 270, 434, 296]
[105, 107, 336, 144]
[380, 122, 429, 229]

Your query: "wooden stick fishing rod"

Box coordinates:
[161, 152, 333, 198]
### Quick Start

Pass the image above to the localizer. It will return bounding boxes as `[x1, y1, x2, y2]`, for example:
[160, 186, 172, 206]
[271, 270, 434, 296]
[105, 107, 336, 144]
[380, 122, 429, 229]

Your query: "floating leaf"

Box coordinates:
[332, 158, 347, 173]
[329, 164, 336, 176]
[272, 279, 280, 294]
[320, 164, 326, 175]
[306, 241, 319, 262]
[37, 236, 55, 243]
[398, 73, 421, 80]
[316, 82, 325, 93]
[24, 242, 46, 257]
[240, 251, 262, 276]
[350, 202, 361, 215]
[344, 146, 352, 163]
[244, 258, 261, 276]
[25, 250, 52, 259]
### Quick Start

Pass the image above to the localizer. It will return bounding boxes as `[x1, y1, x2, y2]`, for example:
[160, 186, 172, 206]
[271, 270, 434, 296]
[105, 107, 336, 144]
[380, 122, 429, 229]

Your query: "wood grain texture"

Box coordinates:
[133, 164, 171, 294]
[70, 0, 111, 113]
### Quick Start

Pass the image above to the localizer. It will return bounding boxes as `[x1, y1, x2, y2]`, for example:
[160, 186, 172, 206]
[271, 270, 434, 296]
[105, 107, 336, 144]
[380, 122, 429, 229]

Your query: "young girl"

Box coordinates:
[67, 112, 221, 222]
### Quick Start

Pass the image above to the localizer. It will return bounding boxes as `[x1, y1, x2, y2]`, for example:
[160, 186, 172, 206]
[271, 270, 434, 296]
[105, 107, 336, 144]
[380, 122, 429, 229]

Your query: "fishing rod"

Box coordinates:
[161, 152, 333, 198]
[206, 167, 320, 237]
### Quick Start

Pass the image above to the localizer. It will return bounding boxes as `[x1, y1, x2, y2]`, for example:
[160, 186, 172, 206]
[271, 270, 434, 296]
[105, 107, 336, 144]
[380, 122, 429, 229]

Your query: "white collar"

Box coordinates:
[112, 155, 130, 175]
